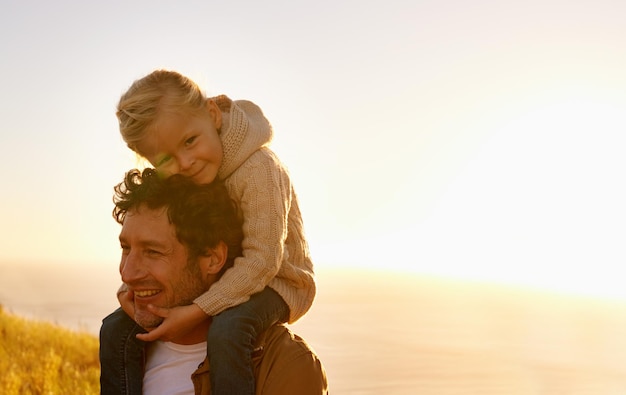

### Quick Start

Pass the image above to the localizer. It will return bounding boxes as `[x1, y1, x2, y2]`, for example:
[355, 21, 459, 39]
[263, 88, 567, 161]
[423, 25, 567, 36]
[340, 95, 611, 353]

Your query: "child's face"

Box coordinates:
[136, 100, 223, 184]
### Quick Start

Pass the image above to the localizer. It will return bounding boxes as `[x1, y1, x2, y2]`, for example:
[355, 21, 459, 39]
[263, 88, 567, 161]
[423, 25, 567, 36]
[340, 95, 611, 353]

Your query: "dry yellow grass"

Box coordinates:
[0, 306, 99, 395]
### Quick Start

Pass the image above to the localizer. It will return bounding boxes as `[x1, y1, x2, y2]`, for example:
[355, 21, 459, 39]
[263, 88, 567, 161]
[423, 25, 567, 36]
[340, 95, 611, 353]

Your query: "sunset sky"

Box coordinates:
[1, 0, 625, 300]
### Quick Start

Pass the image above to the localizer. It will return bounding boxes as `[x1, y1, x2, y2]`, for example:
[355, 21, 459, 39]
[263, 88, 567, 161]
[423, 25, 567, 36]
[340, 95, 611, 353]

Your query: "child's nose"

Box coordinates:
[178, 154, 194, 171]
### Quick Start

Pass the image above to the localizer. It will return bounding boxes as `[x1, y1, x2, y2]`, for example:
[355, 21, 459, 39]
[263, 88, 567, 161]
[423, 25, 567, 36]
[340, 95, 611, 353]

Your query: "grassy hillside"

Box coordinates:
[0, 306, 99, 394]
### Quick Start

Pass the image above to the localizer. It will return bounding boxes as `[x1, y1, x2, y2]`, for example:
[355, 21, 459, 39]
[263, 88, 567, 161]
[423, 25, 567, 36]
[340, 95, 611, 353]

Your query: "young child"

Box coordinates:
[100, 69, 316, 394]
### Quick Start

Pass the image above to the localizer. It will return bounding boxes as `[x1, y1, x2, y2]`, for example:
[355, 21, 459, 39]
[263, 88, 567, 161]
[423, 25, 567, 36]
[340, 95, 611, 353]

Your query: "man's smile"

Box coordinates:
[134, 290, 160, 297]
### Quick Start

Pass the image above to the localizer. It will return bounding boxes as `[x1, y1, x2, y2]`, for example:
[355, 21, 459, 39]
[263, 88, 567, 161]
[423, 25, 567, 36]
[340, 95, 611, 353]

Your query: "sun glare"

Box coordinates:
[308, 85, 626, 302]
[396, 92, 626, 299]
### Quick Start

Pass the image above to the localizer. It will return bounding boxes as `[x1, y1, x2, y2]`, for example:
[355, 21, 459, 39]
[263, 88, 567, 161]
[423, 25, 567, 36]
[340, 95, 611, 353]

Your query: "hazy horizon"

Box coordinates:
[3, 259, 626, 336]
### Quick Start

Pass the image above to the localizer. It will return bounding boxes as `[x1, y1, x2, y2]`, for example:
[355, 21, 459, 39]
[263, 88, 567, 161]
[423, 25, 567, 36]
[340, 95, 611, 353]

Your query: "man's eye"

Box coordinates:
[146, 249, 162, 256]
[120, 245, 130, 254]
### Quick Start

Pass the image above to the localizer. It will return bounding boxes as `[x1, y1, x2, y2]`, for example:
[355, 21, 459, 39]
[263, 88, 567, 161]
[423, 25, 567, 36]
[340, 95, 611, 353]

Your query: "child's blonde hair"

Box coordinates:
[116, 70, 207, 152]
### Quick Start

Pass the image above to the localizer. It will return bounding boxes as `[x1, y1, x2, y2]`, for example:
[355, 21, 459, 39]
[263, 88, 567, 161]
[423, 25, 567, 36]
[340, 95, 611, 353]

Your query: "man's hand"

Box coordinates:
[136, 303, 207, 342]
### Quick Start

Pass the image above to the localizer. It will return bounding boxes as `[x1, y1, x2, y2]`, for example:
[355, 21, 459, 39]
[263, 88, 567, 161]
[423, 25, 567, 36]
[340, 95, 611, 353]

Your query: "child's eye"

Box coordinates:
[185, 136, 197, 146]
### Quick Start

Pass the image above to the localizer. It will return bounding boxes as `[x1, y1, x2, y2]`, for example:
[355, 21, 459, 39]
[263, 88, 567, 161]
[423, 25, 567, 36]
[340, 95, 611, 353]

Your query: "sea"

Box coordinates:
[1, 261, 626, 394]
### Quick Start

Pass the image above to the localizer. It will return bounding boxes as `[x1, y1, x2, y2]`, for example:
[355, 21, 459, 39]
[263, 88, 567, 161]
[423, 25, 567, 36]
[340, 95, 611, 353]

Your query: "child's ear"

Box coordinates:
[206, 99, 222, 130]
[198, 241, 228, 276]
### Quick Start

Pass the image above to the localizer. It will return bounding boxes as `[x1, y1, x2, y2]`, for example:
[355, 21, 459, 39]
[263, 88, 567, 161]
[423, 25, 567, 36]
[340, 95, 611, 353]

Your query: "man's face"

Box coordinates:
[118, 205, 206, 329]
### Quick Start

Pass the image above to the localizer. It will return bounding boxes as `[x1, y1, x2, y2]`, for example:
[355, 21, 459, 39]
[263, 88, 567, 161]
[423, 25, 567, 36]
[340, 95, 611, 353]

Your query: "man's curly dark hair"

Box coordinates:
[113, 168, 243, 270]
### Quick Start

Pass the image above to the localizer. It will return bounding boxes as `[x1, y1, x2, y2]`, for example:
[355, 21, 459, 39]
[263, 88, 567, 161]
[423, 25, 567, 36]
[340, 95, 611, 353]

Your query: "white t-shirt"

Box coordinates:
[143, 341, 207, 395]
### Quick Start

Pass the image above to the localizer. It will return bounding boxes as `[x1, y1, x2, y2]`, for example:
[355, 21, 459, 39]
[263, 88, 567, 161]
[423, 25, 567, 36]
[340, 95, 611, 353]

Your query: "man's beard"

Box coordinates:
[134, 259, 206, 330]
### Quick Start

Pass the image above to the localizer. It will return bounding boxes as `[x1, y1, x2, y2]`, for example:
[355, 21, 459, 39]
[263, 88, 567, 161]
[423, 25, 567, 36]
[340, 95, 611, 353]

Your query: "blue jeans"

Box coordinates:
[98, 287, 288, 395]
[208, 287, 289, 395]
[99, 308, 146, 395]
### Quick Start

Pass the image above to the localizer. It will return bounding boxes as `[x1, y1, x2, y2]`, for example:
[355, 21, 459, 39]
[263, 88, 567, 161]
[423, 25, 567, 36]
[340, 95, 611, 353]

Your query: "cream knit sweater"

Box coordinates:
[193, 96, 316, 323]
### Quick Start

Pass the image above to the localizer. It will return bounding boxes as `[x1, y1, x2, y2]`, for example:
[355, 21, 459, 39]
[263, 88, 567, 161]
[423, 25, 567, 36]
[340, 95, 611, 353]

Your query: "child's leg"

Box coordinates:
[99, 307, 146, 395]
[207, 287, 289, 395]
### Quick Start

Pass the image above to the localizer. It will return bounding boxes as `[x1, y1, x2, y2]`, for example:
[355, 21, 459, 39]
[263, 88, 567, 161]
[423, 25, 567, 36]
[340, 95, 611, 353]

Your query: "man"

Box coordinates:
[99, 168, 327, 394]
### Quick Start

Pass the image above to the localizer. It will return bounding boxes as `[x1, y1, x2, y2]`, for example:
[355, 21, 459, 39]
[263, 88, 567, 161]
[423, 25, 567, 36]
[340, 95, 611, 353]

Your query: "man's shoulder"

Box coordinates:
[254, 325, 328, 394]
[261, 325, 315, 353]
[191, 325, 328, 395]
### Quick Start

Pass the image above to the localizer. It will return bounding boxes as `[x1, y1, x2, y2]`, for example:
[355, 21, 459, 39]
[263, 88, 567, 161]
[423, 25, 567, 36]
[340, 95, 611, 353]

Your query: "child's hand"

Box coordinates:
[136, 303, 207, 342]
[117, 285, 136, 319]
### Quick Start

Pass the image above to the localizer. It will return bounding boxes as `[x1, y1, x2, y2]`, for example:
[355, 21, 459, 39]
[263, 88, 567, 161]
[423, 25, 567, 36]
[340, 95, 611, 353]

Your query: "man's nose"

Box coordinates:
[120, 251, 146, 283]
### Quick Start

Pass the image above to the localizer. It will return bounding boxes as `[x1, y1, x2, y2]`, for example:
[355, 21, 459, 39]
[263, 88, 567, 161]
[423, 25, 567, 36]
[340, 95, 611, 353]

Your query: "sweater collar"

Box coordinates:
[214, 95, 273, 179]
